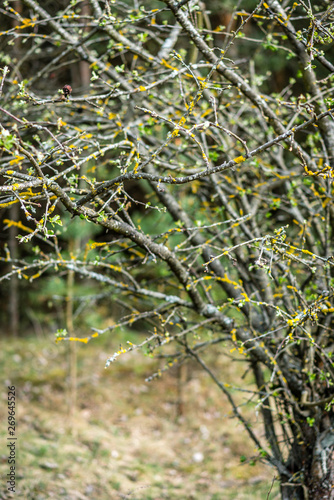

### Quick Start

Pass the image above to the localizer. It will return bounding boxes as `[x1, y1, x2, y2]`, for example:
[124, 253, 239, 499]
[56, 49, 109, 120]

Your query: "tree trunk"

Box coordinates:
[308, 428, 334, 500]
[280, 483, 304, 500]
[280, 421, 334, 499]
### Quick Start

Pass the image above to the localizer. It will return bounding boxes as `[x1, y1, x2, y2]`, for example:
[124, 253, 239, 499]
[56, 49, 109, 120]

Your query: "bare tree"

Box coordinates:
[1, 1, 334, 498]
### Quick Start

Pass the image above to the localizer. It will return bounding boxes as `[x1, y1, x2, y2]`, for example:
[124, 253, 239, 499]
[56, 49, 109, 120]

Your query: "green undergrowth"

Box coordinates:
[0, 333, 279, 499]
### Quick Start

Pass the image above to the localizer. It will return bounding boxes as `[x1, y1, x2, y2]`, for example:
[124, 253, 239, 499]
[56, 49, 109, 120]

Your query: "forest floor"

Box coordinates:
[0, 332, 280, 499]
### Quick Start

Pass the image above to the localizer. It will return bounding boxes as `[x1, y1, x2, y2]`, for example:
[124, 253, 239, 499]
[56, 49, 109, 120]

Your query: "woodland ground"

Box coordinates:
[0, 331, 280, 499]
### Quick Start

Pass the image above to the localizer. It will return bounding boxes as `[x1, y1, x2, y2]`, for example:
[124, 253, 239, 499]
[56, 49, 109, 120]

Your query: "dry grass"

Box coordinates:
[0, 334, 280, 499]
